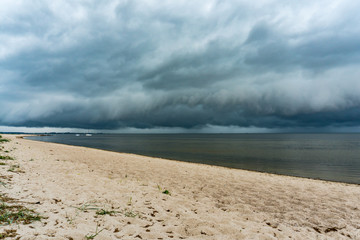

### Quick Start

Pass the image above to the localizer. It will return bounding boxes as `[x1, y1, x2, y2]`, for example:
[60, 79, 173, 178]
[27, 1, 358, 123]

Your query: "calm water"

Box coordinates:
[27, 134, 360, 184]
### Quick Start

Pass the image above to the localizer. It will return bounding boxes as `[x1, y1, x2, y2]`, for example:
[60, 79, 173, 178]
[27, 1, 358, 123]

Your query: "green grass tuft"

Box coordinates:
[0, 135, 10, 143]
[73, 202, 100, 212]
[85, 226, 104, 239]
[123, 209, 138, 218]
[0, 202, 42, 225]
[162, 190, 171, 195]
[95, 209, 116, 216]
[0, 229, 17, 239]
[7, 165, 20, 173]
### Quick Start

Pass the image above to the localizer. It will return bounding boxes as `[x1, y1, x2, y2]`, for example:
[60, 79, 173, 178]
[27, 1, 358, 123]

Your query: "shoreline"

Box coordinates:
[1, 134, 360, 239]
[24, 135, 360, 186]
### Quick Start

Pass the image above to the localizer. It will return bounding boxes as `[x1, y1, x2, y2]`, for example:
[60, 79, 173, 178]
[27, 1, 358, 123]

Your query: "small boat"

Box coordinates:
[85, 134, 92, 137]
[76, 134, 80, 137]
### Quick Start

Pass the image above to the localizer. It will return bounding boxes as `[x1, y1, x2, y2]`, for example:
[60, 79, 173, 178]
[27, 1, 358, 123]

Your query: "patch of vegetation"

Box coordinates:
[0, 135, 9, 143]
[0, 202, 42, 225]
[95, 209, 116, 216]
[0, 180, 11, 189]
[0, 156, 13, 160]
[123, 209, 138, 218]
[85, 226, 104, 239]
[73, 202, 100, 212]
[0, 194, 13, 202]
[65, 212, 76, 225]
[7, 165, 20, 173]
[0, 229, 17, 239]
[162, 190, 171, 195]
[157, 184, 171, 195]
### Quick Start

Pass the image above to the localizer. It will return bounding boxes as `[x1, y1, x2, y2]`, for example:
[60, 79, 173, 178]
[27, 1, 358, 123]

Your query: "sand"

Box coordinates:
[0, 134, 360, 239]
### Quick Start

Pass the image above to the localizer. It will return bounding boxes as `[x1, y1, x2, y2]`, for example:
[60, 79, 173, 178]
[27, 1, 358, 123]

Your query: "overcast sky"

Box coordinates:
[1, 0, 360, 133]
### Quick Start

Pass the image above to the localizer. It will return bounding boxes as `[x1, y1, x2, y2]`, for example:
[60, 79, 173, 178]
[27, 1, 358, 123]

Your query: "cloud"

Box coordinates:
[1, 0, 360, 131]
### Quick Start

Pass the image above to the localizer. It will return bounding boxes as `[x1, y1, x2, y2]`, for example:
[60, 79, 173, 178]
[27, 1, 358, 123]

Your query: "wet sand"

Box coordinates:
[1, 134, 360, 239]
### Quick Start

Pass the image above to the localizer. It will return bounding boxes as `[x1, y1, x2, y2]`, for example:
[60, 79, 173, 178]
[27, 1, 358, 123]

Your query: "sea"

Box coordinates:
[27, 133, 360, 184]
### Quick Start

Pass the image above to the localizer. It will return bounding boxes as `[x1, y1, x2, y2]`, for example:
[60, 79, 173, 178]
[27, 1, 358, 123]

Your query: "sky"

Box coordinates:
[1, 0, 360, 133]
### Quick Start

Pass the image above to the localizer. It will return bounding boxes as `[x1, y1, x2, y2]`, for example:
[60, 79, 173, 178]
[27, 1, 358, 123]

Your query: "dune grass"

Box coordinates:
[0, 202, 42, 225]
[85, 226, 104, 239]
[0, 229, 17, 239]
[0, 135, 9, 143]
[95, 209, 116, 216]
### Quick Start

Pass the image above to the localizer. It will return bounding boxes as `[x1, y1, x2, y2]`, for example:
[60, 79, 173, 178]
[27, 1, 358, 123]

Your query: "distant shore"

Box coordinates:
[1, 134, 360, 239]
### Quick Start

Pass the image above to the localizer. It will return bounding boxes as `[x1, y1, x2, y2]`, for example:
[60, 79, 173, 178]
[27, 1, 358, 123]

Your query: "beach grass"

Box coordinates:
[0, 202, 42, 225]
[123, 209, 138, 218]
[85, 226, 104, 239]
[95, 209, 116, 216]
[157, 184, 171, 195]
[0, 135, 9, 143]
[73, 202, 100, 212]
[0, 229, 17, 239]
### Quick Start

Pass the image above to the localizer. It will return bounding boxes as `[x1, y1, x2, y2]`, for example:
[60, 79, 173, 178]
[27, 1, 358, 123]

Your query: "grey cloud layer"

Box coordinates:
[1, 0, 360, 130]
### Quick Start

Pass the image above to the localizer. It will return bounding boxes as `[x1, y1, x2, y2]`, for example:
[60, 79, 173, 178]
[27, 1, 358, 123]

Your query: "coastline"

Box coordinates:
[23, 135, 360, 186]
[1, 134, 360, 239]
[25, 133, 360, 185]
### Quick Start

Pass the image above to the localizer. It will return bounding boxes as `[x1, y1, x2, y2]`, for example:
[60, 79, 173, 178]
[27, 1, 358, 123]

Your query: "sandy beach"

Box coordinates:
[0, 134, 360, 239]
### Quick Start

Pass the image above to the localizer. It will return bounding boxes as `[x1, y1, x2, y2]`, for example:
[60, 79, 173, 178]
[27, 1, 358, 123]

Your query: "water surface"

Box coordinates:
[27, 134, 360, 184]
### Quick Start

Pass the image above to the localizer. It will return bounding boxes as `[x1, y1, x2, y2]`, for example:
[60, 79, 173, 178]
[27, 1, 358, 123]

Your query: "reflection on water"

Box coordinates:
[27, 134, 360, 184]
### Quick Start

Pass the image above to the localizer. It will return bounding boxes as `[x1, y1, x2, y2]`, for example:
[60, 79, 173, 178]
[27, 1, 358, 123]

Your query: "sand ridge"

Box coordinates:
[0, 134, 360, 239]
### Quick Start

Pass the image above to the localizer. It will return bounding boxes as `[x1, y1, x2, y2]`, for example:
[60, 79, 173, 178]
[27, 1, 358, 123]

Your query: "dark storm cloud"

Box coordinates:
[1, 0, 360, 131]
